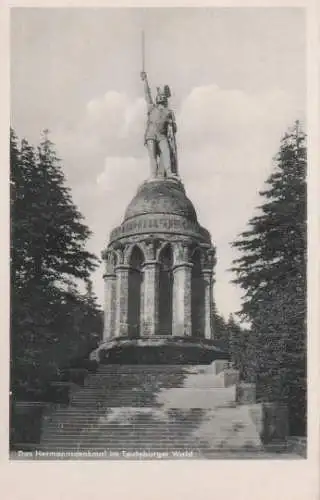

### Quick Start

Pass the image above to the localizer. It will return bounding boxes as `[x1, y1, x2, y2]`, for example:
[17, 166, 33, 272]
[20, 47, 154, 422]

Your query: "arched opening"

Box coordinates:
[158, 244, 173, 335]
[128, 246, 144, 337]
[191, 249, 205, 337]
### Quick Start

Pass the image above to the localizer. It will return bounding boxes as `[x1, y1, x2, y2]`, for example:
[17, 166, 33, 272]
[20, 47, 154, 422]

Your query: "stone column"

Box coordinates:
[141, 260, 160, 336]
[203, 247, 216, 340]
[114, 265, 130, 337]
[202, 269, 213, 340]
[103, 272, 117, 340]
[172, 242, 193, 337]
[102, 250, 117, 341]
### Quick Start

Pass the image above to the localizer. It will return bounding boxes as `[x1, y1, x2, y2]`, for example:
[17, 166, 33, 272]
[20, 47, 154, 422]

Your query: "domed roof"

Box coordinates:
[124, 178, 197, 223]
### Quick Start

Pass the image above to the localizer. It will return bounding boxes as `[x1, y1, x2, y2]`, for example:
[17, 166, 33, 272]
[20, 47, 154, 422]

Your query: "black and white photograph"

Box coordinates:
[9, 6, 309, 464]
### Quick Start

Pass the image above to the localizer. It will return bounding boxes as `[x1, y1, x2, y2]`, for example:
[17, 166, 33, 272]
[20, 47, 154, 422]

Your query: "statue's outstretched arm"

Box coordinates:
[141, 71, 153, 109]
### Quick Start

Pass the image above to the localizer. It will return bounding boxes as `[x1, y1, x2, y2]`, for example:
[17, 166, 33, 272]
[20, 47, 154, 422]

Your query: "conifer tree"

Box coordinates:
[10, 129, 101, 397]
[231, 121, 307, 434]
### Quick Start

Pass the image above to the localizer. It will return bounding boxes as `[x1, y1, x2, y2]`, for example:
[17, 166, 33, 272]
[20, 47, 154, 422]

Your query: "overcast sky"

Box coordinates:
[11, 7, 306, 319]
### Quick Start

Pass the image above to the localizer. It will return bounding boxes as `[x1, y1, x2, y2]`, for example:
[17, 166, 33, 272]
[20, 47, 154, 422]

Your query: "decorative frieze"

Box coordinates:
[109, 215, 211, 243]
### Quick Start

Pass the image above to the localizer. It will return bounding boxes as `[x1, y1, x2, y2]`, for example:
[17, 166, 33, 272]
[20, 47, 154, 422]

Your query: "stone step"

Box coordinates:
[96, 364, 210, 370]
[41, 422, 260, 432]
[70, 386, 236, 408]
[38, 364, 256, 455]
[41, 429, 201, 438]
[40, 435, 199, 442]
[68, 400, 235, 408]
[41, 437, 217, 443]
[68, 400, 160, 405]
[82, 380, 187, 390]
[77, 380, 228, 393]
[88, 366, 215, 376]
[43, 420, 211, 428]
[42, 419, 208, 428]
[35, 439, 274, 450]
[42, 406, 238, 423]
[41, 411, 211, 434]
[41, 409, 261, 452]
[71, 386, 231, 395]
[44, 407, 209, 414]
[40, 418, 210, 432]
[42, 430, 217, 440]
[40, 438, 205, 445]
[41, 439, 260, 448]
[43, 418, 208, 426]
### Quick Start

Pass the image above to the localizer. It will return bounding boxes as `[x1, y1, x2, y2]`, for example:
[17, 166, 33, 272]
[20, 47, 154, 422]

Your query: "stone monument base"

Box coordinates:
[90, 336, 230, 365]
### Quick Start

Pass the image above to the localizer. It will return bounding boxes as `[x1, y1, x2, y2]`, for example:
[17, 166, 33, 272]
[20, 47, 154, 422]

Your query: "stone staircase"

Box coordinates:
[38, 363, 275, 457]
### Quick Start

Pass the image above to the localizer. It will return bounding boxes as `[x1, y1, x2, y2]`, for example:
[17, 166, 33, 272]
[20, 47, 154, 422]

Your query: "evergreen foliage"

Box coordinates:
[10, 129, 102, 398]
[231, 121, 307, 435]
[213, 309, 251, 380]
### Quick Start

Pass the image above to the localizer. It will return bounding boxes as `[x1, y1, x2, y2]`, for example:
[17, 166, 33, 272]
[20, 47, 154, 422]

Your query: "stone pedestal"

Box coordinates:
[141, 260, 160, 336]
[103, 273, 116, 340]
[261, 403, 289, 444]
[114, 265, 130, 337]
[209, 360, 229, 375]
[172, 262, 193, 337]
[236, 382, 256, 404]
